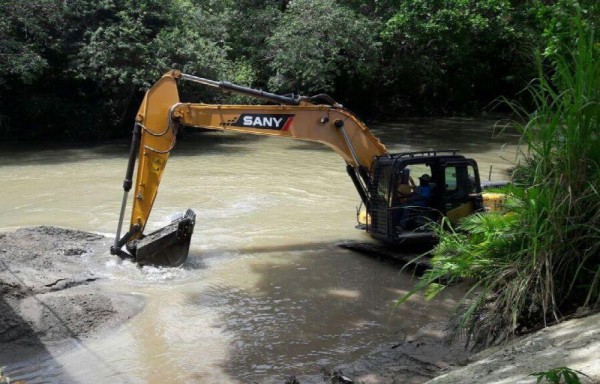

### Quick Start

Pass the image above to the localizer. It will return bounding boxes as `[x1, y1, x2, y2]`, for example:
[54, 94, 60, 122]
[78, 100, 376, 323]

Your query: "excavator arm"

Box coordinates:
[111, 70, 388, 266]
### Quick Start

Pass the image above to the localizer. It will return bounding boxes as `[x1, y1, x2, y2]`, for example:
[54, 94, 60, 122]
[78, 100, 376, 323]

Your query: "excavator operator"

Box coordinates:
[397, 174, 433, 230]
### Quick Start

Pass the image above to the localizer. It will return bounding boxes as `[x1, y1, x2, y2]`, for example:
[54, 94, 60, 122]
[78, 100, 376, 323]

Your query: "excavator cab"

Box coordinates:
[364, 150, 484, 243]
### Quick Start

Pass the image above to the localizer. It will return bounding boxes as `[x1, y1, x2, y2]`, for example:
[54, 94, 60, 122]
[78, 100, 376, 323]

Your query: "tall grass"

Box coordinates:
[399, 15, 600, 345]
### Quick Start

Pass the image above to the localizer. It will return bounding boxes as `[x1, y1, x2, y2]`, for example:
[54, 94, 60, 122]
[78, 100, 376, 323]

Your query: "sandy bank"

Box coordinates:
[0, 226, 144, 363]
[291, 309, 600, 384]
[424, 312, 600, 384]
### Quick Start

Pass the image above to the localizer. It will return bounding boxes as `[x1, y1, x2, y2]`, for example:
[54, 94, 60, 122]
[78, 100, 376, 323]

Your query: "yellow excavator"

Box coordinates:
[110, 70, 505, 266]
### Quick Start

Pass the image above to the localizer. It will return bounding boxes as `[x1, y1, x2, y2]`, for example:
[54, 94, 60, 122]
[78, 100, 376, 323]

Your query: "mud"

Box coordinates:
[0, 227, 144, 363]
[290, 312, 600, 384]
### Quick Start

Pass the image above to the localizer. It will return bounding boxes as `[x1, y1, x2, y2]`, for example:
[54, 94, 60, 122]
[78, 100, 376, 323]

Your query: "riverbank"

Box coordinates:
[324, 313, 600, 384]
[0, 227, 144, 364]
[425, 311, 600, 384]
[294, 308, 600, 384]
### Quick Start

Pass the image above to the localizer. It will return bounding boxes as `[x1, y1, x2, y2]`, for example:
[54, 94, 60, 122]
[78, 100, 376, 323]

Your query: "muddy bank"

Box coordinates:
[284, 313, 600, 384]
[0, 226, 144, 363]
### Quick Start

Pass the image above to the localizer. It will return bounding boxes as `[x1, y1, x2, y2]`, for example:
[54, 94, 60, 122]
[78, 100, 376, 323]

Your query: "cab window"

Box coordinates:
[467, 166, 478, 194]
[444, 164, 478, 196]
[445, 167, 457, 192]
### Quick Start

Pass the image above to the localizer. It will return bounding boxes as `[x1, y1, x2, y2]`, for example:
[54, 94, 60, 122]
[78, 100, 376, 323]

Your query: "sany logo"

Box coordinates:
[231, 114, 294, 131]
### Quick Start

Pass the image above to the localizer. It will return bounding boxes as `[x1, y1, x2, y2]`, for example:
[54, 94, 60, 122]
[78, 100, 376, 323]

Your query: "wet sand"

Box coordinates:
[427, 311, 600, 384]
[0, 227, 144, 364]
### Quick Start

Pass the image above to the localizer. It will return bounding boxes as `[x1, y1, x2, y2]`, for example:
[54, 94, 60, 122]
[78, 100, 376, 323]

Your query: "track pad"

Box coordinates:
[132, 209, 196, 267]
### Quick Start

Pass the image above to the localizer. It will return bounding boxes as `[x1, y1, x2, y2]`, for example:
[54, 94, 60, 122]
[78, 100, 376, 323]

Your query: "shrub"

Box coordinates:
[399, 12, 599, 345]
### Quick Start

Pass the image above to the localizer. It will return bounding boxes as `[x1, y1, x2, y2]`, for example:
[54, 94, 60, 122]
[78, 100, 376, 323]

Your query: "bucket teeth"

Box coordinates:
[129, 209, 196, 267]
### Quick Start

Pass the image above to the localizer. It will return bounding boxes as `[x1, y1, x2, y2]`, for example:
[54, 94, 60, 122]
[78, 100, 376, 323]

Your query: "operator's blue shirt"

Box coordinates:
[412, 185, 432, 206]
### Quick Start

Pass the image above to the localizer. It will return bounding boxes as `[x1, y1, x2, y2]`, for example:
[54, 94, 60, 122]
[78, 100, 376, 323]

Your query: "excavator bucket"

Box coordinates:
[127, 209, 196, 267]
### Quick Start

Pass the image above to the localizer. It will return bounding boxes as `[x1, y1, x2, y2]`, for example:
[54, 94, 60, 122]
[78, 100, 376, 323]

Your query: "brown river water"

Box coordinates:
[0, 118, 519, 383]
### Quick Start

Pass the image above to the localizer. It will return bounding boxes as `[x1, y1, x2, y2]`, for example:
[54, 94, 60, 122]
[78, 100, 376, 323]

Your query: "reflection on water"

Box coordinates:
[197, 248, 463, 382]
[0, 118, 519, 383]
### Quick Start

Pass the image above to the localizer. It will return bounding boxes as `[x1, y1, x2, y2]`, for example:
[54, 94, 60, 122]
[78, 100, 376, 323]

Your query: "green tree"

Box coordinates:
[0, 0, 252, 140]
[339, 0, 402, 20]
[2, 0, 598, 141]
[73, 0, 237, 89]
[530, 0, 600, 58]
[266, 0, 378, 96]
[0, 1, 57, 85]
[223, 0, 282, 85]
[380, 0, 531, 113]
[0, 0, 82, 139]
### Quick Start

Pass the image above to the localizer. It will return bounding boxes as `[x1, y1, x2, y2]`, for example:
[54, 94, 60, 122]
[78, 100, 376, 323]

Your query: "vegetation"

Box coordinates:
[380, 0, 529, 113]
[267, 0, 378, 94]
[1, 0, 598, 141]
[530, 367, 588, 384]
[400, 10, 599, 345]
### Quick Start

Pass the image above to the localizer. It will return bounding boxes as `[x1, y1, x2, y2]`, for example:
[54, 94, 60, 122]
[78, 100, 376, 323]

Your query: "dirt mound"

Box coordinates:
[0, 227, 143, 361]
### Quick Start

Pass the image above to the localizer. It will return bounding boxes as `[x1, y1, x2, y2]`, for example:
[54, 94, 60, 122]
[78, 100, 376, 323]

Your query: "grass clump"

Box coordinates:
[399, 13, 600, 346]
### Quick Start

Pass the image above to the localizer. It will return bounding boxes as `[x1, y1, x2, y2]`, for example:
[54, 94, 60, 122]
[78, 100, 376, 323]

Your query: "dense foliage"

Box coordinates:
[400, 10, 599, 346]
[267, 0, 378, 95]
[0, 0, 598, 140]
[381, 0, 525, 113]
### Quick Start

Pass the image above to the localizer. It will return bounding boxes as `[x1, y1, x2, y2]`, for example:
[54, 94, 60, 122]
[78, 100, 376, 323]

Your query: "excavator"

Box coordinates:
[110, 70, 504, 266]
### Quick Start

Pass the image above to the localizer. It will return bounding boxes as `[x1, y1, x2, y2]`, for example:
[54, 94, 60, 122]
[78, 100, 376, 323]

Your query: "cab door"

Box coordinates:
[441, 160, 483, 225]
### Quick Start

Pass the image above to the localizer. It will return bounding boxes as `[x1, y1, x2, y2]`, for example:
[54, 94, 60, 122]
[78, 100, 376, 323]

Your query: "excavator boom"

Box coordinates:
[111, 70, 388, 266]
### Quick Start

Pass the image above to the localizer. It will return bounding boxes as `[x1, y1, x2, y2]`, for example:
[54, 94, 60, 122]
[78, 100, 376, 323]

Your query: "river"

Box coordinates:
[0, 118, 519, 383]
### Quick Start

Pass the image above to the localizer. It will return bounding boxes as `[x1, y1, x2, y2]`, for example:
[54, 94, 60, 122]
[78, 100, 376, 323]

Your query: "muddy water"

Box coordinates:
[0, 118, 519, 383]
